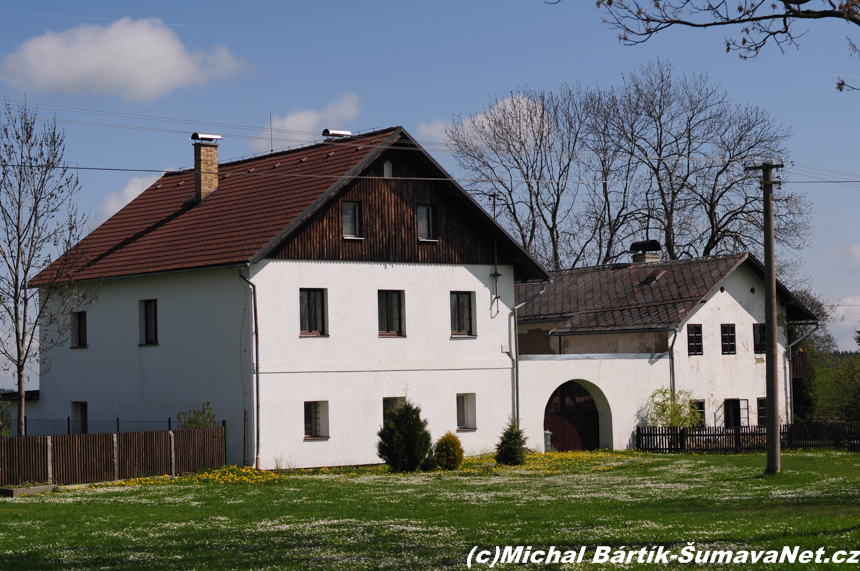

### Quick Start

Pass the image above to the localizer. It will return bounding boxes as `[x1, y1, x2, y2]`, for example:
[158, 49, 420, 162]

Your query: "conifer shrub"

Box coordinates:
[495, 417, 527, 466]
[377, 401, 432, 472]
[420, 448, 438, 472]
[434, 432, 464, 471]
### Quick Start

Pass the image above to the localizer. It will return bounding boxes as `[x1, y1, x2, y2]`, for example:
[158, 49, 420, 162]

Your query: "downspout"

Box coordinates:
[239, 266, 261, 470]
[785, 323, 819, 424]
[668, 329, 679, 395]
[513, 281, 548, 421]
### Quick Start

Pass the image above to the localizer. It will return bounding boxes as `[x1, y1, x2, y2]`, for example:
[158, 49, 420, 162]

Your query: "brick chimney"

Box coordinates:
[629, 239, 661, 263]
[191, 133, 221, 201]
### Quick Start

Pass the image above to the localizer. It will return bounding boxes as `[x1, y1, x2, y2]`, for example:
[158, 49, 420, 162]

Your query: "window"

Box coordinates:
[417, 205, 434, 240]
[299, 289, 326, 336]
[139, 300, 158, 345]
[71, 401, 88, 435]
[383, 397, 405, 415]
[450, 292, 473, 336]
[687, 324, 703, 355]
[71, 311, 87, 348]
[757, 398, 767, 426]
[457, 393, 477, 430]
[304, 401, 329, 438]
[383, 160, 393, 178]
[753, 323, 766, 354]
[378, 290, 404, 336]
[721, 324, 736, 355]
[693, 400, 705, 428]
[342, 201, 361, 237]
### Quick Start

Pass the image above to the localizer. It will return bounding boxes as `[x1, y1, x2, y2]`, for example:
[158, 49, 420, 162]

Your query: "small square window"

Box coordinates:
[343, 201, 361, 237]
[457, 393, 476, 430]
[383, 397, 405, 415]
[71, 311, 87, 348]
[304, 401, 329, 438]
[417, 205, 434, 240]
[721, 324, 736, 355]
[450, 292, 473, 336]
[139, 300, 158, 345]
[378, 290, 404, 336]
[687, 324, 703, 356]
[753, 324, 766, 354]
[299, 289, 326, 336]
[757, 397, 767, 426]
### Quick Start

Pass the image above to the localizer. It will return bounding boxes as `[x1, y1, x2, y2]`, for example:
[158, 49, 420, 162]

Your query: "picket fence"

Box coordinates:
[636, 423, 860, 454]
[0, 425, 226, 487]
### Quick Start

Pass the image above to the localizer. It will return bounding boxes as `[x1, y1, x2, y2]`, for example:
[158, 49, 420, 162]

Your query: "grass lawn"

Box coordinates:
[1, 449, 858, 569]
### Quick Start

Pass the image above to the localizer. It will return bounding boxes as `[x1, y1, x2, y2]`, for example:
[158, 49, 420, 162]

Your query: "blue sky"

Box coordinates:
[0, 1, 858, 377]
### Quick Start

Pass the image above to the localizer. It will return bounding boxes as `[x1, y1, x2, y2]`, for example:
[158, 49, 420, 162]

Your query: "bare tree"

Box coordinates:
[445, 85, 588, 270]
[0, 101, 91, 436]
[445, 61, 810, 269]
[594, 0, 860, 90]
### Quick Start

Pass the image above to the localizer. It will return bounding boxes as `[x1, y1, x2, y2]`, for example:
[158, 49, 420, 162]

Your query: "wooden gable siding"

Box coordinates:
[267, 151, 504, 267]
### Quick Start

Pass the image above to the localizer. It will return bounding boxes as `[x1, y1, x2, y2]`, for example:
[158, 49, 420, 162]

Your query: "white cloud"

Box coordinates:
[1, 18, 245, 101]
[416, 119, 449, 143]
[96, 174, 160, 225]
[256, 93, 361, 152]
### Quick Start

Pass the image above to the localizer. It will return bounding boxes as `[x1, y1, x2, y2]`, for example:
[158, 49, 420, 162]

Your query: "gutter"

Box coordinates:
[239, 266, 261, 470]
[668, 328, 679, 395]
[512, 281, 548, 420]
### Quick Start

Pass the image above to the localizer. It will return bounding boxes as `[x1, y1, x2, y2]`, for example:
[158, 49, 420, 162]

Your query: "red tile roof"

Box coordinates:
[516, 253, 817, 334]
[32, 128, 400, 284]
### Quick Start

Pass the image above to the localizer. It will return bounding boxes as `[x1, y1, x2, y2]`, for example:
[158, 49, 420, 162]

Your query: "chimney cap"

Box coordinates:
[629, 239, 661, 253]
[322, 129, 352, 138]
[191, 133, 222, 142]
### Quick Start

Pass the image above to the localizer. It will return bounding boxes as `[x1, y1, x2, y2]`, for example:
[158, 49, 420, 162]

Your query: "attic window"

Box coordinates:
[384, 160, 393, 178]
[223, 173, 231, 178]
[328, 152, 335, 157]
[177, 181, 184, 186]
[300, 157, 307, 163]
[273, 163, 281, 168]
[642, 269, 666, 285]
[248, 168, 255, 173]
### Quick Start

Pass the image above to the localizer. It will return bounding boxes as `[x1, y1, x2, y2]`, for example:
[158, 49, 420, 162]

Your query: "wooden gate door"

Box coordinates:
[543, 381, 600, 451]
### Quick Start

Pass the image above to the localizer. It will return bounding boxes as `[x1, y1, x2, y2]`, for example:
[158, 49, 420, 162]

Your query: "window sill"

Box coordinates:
[343, 236, 364, 241]
[303, 436, 330, 441]
[418, 238, 438, 243]
[139, 343, 160, 347]
[456, 427, 477, 432]
[299, 334, 329, 338]
[71, 345, 88, 350]
[379, 333, 406, 338]
[450, 334, 477, 339]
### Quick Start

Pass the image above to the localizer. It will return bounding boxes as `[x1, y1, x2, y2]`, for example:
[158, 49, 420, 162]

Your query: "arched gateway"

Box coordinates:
[544, 381, 600, 451]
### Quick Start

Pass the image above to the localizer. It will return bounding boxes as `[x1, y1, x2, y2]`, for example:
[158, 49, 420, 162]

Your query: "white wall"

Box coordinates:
[251, 260, 517, 468]
[519, 354, 671, 450]
[673, 263, 790, 426]
[29, 267, 253, 465]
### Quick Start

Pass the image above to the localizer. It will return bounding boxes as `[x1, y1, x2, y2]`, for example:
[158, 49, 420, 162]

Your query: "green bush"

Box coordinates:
[643, 388, 702, 427]
[377, 401, 432, 472]
[434, 432, 464, 471]
[176, 402, 218, 429]
[420, 448, 438, 472]
[495, 417, 527, 466]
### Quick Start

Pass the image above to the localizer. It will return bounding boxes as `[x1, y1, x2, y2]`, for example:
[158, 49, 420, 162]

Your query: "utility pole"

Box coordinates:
[745, 161, 783, 474]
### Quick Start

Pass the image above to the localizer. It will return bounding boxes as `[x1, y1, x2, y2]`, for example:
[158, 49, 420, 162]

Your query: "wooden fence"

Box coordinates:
[637, 423, 860, 454]
[0, 425, 226, 487]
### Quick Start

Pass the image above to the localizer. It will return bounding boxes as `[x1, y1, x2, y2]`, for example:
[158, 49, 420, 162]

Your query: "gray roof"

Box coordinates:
[516, 253, 817, 335]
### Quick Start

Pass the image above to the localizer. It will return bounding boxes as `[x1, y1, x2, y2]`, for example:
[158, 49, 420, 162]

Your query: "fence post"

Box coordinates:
[223, 420, 228, 467]
[636, 426, 641, 450]
[734, 427, 740, 454]
[116, 418, 119, 434]
[169, 430, 175, 478]
[680, 427, 687, 453]
[46, 436, 52, 485]
[112, 433, 119, 481]
[67, 417, 70, 435]
[24, 416, 27, 435]
[168, 418, 171, 431]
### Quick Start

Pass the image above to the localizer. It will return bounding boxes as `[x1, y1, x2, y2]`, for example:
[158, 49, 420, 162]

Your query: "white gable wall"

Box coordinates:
[251, 259, 517, 468]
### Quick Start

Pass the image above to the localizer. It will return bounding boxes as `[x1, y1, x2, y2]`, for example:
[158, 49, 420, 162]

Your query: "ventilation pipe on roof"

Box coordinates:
[630, 239, 661, 263]
[191, 133, 221, 201]
[322, 129, 352, 138]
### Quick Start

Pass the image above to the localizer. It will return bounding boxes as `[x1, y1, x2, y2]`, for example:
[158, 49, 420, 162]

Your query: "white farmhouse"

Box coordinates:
[25, 127, 548, 468]
[516, 251, 816, 452]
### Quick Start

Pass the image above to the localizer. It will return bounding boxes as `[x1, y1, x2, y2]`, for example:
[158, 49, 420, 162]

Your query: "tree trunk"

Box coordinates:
[17, 364, 25, 436]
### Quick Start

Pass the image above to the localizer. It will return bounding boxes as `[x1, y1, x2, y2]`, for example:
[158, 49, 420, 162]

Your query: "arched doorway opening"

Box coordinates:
[544, 381, 600, 451]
